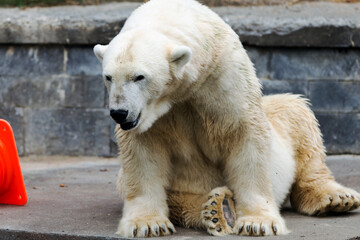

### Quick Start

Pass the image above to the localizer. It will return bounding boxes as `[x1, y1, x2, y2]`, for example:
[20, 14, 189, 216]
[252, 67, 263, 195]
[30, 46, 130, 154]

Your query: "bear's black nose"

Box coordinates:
[110, 109, 128, 124]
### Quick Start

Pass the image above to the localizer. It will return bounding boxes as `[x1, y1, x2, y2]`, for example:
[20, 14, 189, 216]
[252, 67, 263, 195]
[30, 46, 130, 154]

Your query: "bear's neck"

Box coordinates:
[188, 64, 262, 132]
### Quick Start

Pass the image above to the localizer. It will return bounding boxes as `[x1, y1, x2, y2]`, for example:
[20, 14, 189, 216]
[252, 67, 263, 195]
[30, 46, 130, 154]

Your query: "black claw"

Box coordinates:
[211, 201, 216, 206]
[144, 229, 149, 236]
[155, 227, 159, 235]
[329, 197, 333, 202]
[208, 196, 212, 200]
[335, 203, 340, 208]
[351, 195, 355, 199]
[273, 226, 277, 234]
[133, 228, 137, 237]
[211, 210, 217, 215]
[238, 226, 243, 234]
[215, 193, 219, 197]
[169, 227, 174, 234]
[212, 218, 219, 223]
[346, 194, 349, 198]
[339, 195, 344, 199]
[253, 226, 258, 234]
[246, 225, 251, 233]
[216, 227, 222, 232]
[345, 202, 349, 206]
[261, 226, 266, 234]
[161, 226, 166, 233]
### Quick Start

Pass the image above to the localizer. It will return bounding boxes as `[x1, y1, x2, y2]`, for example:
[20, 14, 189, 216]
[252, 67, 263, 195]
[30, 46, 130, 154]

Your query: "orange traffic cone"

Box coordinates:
[0, 119, 27, 205]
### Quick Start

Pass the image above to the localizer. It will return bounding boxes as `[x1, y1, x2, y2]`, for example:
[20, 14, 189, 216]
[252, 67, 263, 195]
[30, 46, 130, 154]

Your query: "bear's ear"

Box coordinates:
[169, 46, 192, 69]
[93, 44, 108, 62]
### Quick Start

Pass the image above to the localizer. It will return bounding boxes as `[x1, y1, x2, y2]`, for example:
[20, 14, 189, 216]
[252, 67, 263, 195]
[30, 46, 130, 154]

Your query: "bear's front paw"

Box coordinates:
[116, 215, 176, 238]
[233, 214, 289, 236]
[201, 186, 236, 236]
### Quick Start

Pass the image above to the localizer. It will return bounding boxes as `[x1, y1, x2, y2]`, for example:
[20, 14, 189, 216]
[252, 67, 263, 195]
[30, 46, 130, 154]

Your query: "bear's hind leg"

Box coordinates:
[291, 153, 360, 216]
[167, 186, 236, 236]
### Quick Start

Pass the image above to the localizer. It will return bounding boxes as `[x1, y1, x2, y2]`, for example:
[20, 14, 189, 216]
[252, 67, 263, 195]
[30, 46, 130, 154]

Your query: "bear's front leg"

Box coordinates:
[116, 135, 175, 238]
[118, 197, 176, 237]
[225, 124, 289, 236]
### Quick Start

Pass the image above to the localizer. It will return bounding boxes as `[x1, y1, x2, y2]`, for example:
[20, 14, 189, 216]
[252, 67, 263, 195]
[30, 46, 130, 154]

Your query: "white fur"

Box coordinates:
[170, 46, 192, 67]
[269, 126, 296, 207]
[138, 101, 172, 133]
[93, 44, 108, 61]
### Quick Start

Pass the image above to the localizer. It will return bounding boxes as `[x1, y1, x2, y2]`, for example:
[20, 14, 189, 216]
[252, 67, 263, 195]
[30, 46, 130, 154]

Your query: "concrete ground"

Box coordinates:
[1, 155, 359, 240]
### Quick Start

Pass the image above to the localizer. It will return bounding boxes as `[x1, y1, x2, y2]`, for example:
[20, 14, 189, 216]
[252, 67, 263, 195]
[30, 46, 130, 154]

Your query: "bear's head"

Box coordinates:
[94, 30, 192, 133]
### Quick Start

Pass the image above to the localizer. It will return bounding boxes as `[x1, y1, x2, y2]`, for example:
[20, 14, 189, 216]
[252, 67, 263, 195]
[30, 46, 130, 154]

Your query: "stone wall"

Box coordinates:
[247, 47, 360, 154]
[0, 46, 111, 156]
[0, 2, 359, 156]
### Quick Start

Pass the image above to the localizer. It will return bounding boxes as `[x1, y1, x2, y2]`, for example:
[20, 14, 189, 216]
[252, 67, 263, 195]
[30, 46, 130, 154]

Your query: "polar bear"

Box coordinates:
[93, 0, 360, 237]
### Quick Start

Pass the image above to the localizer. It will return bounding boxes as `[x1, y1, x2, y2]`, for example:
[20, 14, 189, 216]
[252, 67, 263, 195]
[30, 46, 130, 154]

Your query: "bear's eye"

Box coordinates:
[105, 75, 112, 82]
[134, 75, 145, 82]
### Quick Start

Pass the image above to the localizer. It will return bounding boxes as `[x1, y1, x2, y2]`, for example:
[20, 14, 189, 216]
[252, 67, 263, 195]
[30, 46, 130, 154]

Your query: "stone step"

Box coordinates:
[0, 2, 359, 47]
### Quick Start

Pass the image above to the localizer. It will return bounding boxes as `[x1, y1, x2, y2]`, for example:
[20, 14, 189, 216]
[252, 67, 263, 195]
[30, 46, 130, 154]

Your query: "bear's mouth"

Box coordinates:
[119, 113, 141, 131]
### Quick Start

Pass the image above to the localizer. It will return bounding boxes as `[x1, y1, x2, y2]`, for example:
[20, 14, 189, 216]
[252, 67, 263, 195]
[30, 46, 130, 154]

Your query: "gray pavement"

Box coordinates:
[0, 155, 359, 240]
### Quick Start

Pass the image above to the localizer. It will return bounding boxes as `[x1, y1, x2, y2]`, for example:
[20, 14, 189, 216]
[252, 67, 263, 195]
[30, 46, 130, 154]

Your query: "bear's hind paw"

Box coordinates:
[312, 186, 360, 216]
[201, 186, 236, 236]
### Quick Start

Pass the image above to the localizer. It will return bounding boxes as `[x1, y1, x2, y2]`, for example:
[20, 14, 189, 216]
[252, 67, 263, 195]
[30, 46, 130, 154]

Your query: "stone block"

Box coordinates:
[0, 3, 138, 44]
[261, 79, 308, 96]
[0, 107, 24, 156]
[110, 141, 119, 157]
[0, 46, 64, 77]
[110, 120, 117, 144]
[62, 76, 106, 108]
[310, 81, 360, 112]
[316, 113, 360, 154]
[269, 49, 360, 80]
[245, 46, 270, 79]
[215, 2, 360, 48]
[66, 47, 102, 76]
[109, 120, 119, 156]
[24, 108, 110, 156]
[0, 76, 105, 108]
